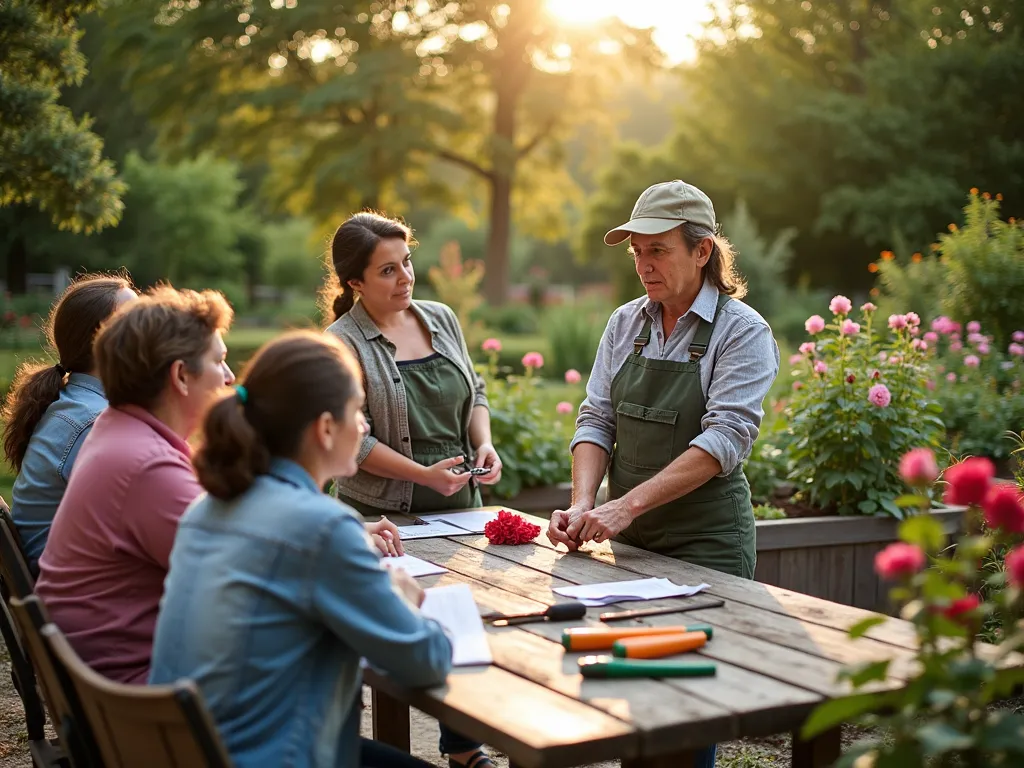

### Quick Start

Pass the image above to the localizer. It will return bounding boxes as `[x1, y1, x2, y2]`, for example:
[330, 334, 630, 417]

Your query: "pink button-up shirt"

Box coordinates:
[36, 405, 202, 684]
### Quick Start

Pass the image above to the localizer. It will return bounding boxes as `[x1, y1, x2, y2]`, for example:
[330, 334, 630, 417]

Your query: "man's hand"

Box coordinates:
[547, 504, 592, 551]
[566, 498, 636, 544]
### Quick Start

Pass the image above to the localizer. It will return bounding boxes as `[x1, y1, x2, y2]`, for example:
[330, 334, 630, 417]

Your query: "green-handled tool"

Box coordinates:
[578, 655, 717, 679]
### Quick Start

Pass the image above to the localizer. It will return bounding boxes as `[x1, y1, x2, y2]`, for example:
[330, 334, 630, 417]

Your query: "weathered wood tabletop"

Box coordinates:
[364, 508, 923, 768]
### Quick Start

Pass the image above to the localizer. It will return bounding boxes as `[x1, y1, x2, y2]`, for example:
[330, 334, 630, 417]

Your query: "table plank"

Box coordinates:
[363, 663, 637, 768]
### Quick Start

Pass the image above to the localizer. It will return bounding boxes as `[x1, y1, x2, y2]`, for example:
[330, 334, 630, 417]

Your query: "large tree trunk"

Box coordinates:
[484, 171, 512, 305]
[6, 232, 27, 295]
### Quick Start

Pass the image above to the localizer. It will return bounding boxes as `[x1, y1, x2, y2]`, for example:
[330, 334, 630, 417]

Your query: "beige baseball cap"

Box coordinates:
[604, 180, 716, 246]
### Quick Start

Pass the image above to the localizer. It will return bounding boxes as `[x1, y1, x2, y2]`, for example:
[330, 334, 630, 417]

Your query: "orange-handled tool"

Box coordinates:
[612, 630, 708, 659]
[562, 623, 714, 652]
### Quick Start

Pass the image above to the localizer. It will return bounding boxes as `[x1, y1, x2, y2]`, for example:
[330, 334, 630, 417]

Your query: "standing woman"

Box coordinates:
[2, 273, 138, 573]
[322, 212, 500, 768]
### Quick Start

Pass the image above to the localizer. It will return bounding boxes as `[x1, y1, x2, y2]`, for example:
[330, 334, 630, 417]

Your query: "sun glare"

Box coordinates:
[544, 0, 714, 64]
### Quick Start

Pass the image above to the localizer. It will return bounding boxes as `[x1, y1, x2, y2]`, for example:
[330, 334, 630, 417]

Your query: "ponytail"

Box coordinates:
[193, 393, 270, 501]
[2, 364, 67, 471]
[1, 272, 134, 471]
[193, 330, 361, 501]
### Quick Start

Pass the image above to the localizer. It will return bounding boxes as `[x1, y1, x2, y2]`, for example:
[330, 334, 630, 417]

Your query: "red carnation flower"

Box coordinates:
[484, 510, 540, 545]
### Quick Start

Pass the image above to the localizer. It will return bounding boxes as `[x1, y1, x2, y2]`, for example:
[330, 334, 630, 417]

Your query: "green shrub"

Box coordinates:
[725, 199, 796, 321]
[543, 302, 609, 377]
[473, 304, 540, 336]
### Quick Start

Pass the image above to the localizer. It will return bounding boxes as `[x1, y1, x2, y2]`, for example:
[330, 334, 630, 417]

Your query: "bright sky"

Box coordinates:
[544, 0, 715, 64]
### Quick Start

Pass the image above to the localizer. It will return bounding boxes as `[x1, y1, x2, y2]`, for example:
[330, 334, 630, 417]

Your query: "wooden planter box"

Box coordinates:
[484, 483, 572, 513]
[754, 506, 966, 615]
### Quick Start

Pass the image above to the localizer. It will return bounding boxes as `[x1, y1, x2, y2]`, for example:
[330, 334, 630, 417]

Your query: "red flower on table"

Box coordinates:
[484, 510, 540, 545]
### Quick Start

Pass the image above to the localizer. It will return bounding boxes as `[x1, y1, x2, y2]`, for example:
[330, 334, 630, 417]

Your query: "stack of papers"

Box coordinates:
[396, 520, 468, 539]
[381, 555, 447, 578]
[420, 584, 492, 666]
[553, 578, 710, 607]
[418, 510, 498, 533]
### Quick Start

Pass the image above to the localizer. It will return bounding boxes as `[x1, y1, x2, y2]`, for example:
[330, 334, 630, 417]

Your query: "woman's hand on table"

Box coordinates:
[389, 568, 425, 607]
[366, 516, 404, 556]
[472, 442, 503, 485]
[420, 456, 473, 497]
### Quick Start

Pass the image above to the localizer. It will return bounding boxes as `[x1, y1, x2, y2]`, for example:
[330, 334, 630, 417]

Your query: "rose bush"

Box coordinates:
[785, 299, 944, 516]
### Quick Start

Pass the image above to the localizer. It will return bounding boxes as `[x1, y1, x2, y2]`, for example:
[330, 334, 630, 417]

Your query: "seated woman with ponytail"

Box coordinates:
[2, 273, 137, 573]
[150, 331, 452, 768]
[36, 286, 236, 684]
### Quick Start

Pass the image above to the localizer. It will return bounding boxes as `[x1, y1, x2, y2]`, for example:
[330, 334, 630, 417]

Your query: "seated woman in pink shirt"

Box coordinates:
[36, 285, 236, 684]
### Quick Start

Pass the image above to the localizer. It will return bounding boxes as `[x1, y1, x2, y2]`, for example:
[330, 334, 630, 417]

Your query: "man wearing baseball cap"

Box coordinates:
[550, 179, 780, 583]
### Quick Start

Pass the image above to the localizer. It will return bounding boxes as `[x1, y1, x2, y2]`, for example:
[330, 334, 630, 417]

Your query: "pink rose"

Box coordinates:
[814, 360, 828, 374]
[872, 369, 881, 379]
[1006, 546, 1024, 588]
[899, 448, 939, 486]
[868, 383, 891, 407]
[931, 316, 955, 334]
[805, 315, 826, 334]
[982, 483, 1024, 534]
[912, 339, 927, 351]
[555, 401, 574, 415]
[564, 369, 582, 384]
[860, 302, 877, 313]
[967, 321, 981, 333]
[964, 355, 980, 368]
[924, 332, 938, 343]
[926, 379, 936, 390]
[949, 341, 963, 352]
[799, 342, 816, 355]
[875, 542, 926, 580]
[943, 457, 995, 506]
[888, 314, 907, 330]
[522, 352, 544, 369]
[946, 372, 957, 382]
[840, 319, 860, 336]
[788, 354, 803, 366]
[977, 343, 990, 355]
[482, 338, 502, 353]
[905, 312, 921, 327]
[967, 332, 986, 345]
[792, 381, 804, 391]
[829, 295, 852, 315]
[1010, 343, 1024, 357]
[1014, 331, 1024, 343]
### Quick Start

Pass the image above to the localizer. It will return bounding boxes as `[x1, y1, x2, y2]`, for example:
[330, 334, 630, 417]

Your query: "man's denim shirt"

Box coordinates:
[149, 458, 453, 768]
[11, 373, 107, 572]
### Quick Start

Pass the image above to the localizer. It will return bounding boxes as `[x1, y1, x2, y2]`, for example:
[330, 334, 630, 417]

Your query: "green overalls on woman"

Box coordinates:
[546, 180, 780, 768]
[323, 212, 501, 768]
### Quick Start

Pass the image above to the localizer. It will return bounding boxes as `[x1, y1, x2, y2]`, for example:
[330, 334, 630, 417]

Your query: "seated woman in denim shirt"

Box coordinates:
[150, 331, 452, 768]
[1, 274, 137, 573]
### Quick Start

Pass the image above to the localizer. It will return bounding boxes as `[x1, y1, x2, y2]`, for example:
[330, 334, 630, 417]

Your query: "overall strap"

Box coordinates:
[632, 316, 654, 356]
[687, 293, 732, 361]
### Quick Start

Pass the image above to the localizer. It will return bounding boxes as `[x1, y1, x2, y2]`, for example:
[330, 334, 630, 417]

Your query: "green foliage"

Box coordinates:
[477, 351, 576, 499]
[745, 438, 787, 506]
[473, 304, 539, 336]
[262, 218, 325, 293]
[543, 302, 609, 377]
[752, 504, 786, 521]
[426, 241, 486, 348]
[723, 199, 796, 321]
[940, 193, 1024, 348]
[785, 303, 944, 516]
[872, 243, 949, 329]
[804, 468, 1024, 767]
[0, 0, 124, 232]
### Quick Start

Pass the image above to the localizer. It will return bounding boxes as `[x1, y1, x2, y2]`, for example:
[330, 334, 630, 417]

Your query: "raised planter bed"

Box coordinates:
[484, 483, 572, 514]
[753, 506, 966, 615]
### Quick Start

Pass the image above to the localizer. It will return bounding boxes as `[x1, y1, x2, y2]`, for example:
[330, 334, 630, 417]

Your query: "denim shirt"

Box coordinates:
[11, 373, 107, 572]
[149, 458, 453, 768]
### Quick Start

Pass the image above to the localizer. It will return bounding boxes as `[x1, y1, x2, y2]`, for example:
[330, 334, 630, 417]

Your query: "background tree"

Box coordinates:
[1, 0, 125, 290]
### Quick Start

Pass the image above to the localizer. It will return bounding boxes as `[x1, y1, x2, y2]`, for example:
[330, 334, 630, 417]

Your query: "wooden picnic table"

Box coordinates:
[364, 508, 924, 768]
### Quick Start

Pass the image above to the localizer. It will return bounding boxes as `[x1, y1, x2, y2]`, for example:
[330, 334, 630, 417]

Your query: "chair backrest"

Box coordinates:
[0, 504, 48, 744]
[9, 595, 104, 767]
[40, 616, 233, 768]
[0, 506, 36, 600]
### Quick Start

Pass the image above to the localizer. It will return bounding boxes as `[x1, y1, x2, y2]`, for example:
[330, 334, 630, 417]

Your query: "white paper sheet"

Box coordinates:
[396, 520, 468, 540]
[420, 584, 492, 666]
[381, 555, 448, 578]
[553, 578, 710, 607]
[418, 511, 498, 533]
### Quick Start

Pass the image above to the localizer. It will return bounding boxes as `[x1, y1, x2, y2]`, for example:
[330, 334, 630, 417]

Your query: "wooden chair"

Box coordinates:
[8, 596, 102, 767]
[0, 504, 65, 767]
[36, 603, 232, 768]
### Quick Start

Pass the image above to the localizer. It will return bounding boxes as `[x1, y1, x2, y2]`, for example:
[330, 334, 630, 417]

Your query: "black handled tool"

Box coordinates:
[598, 599, 725, 623]
[487, 602, 587, 627]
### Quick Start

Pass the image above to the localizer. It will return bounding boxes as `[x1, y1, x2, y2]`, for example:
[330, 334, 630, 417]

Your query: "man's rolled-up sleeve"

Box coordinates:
[690, 319, 780, 475]
[570, 316, 618, 455]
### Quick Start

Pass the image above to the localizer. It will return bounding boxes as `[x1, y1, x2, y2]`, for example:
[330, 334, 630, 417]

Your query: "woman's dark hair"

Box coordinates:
[681, 222, 748, 299]
[2, 273, 135, 471]
[194, 330, 362, 500]
[318, 211, 415, 323]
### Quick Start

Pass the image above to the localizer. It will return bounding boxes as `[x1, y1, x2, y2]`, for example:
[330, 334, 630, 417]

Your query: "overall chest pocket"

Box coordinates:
[614, 401, 679, 470]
